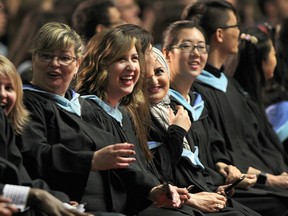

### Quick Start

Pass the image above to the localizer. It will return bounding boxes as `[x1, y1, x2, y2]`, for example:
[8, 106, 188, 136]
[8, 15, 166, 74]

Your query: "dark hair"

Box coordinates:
[274, 17, 288, 89]
[258, 0, 274, 16]
[233, 27, 272, 105]
[182, 0, 239, 41]
[72, 0, 116, 41]
[116, 24, 153, 54]
[162, 20, 207, 51]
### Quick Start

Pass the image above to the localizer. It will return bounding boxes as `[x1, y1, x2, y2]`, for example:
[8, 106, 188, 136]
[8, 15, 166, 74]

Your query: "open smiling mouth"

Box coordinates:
[0, 102, 7, 110]
[120, 75, 134, 84]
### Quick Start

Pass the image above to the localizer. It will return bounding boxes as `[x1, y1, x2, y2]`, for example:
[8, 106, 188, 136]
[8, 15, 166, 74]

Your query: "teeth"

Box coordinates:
[121, 76, 133, 80]
[0, 103, 6, 108]
[189, 62, 198, 65]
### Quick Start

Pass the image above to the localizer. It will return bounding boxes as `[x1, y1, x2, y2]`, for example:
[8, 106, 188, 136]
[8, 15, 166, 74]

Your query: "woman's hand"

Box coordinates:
[186, 192, 226, 213]
[149, 184, 190, 208]
[91, 143, 136, 170]
[169, 106, 191, 132]
[216, 162, 242, 184]
[0, 196, 18, 216]
[28, 188, 93, 216]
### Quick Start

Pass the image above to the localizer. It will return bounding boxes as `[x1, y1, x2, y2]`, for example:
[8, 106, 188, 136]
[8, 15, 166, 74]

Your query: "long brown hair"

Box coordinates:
[76, 28, 152, 160]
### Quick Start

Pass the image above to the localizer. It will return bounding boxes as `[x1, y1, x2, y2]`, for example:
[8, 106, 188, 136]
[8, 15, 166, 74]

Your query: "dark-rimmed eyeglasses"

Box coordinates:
[171, 42, 209, 54]
[37, 52, 77, 66]
[218, 23, 240, 30]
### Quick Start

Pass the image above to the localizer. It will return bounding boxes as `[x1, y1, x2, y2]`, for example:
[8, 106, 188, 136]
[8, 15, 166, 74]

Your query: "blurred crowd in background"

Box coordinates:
[1, 0, 288, 70]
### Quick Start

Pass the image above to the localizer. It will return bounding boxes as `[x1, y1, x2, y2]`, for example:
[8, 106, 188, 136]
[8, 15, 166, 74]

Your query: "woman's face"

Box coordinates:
[105, 45, 140, 106]
[0, 76, 16, 115]
[168, 28, 208, 80]
[147, 59, 169, 104]
[262, 40, 277, 80]
[31, 46, 79, 96]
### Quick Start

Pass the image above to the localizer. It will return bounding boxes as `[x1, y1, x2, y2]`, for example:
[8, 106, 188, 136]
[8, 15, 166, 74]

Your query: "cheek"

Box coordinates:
[200, 55, 208, 68]
[8, 93, 16, 107]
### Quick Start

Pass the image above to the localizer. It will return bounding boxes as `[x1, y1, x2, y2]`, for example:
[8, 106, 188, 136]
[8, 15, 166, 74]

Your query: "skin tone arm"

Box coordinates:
[248, 167, 288, 190]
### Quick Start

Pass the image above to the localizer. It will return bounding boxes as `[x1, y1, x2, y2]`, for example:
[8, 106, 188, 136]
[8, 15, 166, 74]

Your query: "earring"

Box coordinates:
[73, 73, 77, 80]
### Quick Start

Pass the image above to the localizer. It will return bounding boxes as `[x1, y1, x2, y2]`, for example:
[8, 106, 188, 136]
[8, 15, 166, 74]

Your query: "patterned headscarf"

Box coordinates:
[152, 47, 170, 78]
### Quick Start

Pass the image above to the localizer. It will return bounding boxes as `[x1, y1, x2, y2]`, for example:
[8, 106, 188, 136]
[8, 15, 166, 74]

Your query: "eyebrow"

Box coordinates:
[180, 40, 206, 44]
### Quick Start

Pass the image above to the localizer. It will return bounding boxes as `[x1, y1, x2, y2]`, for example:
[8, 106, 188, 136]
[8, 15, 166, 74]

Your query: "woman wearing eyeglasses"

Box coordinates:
[157, 20, 261, 216]
[18, 22, 136, 215]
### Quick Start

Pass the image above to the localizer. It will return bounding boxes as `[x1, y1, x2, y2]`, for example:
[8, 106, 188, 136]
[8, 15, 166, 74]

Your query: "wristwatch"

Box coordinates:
[256, 172, 267, 184]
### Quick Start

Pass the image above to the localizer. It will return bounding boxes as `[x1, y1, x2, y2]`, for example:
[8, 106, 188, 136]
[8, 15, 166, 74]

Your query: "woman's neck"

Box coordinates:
[171, 72, 194, 99]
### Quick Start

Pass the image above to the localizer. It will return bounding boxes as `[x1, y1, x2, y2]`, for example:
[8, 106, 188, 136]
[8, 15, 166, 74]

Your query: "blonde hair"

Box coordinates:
[0, 56, 29, 134]
[30, 22, 83, 58]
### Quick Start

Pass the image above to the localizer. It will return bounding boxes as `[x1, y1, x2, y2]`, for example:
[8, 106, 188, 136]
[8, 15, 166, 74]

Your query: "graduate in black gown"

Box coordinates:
[75, 27, 194, 216]
[182, 0, 288, 191]
[0, 55, 93, 216]
[179, 1, 288, 214]
[18, 22, 138, 215]
[231, 26, 284, 160]
[147, 22, 261, 216]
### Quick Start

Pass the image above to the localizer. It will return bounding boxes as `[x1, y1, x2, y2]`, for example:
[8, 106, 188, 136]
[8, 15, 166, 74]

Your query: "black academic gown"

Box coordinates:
[193, 66, 288, 175]
[82, 99, 203, 216]
[150, 93, 260, 216]
[192, 66, 288, 215]
[20, 89, 129, 214]
[0, 108, 70, 216]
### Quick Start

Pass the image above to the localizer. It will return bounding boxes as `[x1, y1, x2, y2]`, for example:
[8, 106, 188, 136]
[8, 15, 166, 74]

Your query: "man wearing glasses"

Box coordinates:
[182, 0, 288, 216]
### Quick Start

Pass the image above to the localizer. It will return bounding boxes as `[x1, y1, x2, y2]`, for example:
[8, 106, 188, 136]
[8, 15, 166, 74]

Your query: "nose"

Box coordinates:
[0, 86, 7, 98]
[126, 61, 136, 71]
[191, 46, 200, 55]
[50, 57, 61, 66]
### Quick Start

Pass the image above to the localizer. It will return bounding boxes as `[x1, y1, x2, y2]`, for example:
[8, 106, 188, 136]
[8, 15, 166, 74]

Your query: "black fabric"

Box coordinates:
[20, 90, 121, 212]
[148, 96, 260, 216]
[193, 75, 288, 174]
[170, 92, 229, 188]
[0, 107, 70, 214]
[191, 67, 288, 215]
[82, 99, 200, 216]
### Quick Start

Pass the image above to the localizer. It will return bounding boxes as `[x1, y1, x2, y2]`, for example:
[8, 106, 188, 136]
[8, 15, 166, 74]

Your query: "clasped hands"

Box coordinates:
[149, 184, 190, 209]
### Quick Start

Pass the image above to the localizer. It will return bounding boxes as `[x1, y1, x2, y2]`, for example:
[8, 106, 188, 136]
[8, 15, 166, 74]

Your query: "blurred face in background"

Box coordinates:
[262, 40, 277, 80]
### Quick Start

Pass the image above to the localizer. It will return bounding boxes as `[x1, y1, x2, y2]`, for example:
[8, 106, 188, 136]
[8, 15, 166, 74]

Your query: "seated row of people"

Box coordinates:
[1, 0, 288, 215]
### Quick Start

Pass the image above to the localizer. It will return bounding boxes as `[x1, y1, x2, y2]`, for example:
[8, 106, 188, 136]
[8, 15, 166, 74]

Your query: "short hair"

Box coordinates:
[0, 55, 29, 134]
[162, 20, 207, 51]
[182, 0, 239, 40]
[72, 0, 116, 41]
[30, 22, 83, 58]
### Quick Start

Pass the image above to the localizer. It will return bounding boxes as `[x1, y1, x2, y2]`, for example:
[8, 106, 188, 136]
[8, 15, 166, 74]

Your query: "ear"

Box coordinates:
[95, 24, 105, 33]
[162, 47, 171, 63]
[74, 58, 82, 74]
[215, 28, 224, 43]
